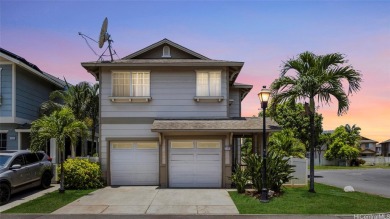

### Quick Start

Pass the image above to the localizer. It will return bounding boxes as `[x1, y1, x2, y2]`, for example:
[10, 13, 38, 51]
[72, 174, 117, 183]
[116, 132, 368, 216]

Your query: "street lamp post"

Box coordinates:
[258, 85, 271, 203]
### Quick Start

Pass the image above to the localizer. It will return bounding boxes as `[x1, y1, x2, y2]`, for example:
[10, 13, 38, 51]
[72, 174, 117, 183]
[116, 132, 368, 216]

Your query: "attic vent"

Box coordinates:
[162, 46, 171, 58]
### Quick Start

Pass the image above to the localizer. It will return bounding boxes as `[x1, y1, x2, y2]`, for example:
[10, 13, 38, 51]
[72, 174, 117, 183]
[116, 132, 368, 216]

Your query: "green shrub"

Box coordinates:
[243, 153, 263, 192]
[243, 149, 295, 195]
[58, 158, 104, 189]
[350, 158, 366, 166]
[230, 165, 249, 193]
[266, 149, 295, 192]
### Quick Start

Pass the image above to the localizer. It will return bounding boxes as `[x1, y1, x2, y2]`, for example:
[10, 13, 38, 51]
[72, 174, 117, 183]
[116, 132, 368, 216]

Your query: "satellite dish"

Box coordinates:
[99, 17, 108, 48]
[78, 17, 117, 62]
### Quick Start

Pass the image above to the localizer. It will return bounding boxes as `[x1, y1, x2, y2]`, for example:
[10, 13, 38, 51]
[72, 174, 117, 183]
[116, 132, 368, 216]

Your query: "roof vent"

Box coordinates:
[162, 45, 171, 58]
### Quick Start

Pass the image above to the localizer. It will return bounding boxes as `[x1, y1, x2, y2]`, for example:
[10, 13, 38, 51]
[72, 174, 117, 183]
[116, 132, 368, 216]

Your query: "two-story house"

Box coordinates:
[380, 139, 390, 157]
[82, 39, 279, 188]
[359, 136, 379, 157]
[0, 48, 65, 151]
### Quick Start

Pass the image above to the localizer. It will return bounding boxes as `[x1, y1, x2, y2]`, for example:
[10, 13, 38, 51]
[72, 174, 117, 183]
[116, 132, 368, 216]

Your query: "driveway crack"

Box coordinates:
[145, 188, 160, 214]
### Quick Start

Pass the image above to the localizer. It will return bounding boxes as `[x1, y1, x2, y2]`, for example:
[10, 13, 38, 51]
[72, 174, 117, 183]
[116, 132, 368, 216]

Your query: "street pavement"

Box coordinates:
[315, 168, 390, 198]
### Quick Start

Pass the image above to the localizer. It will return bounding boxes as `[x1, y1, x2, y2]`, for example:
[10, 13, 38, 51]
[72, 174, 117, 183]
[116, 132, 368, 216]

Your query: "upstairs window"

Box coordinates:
[112, 71, 150, 97]
[132, 72, 150, 96]
[196, 71, 221, 96]
[162, 46, 171, 58]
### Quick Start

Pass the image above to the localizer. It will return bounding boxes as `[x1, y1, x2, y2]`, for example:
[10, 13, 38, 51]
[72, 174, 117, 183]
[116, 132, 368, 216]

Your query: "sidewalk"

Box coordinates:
[0, 214, 361, 219]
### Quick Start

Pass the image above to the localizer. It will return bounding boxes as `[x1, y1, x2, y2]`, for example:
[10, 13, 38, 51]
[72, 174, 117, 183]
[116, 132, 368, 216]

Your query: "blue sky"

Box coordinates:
[1, 0, 389, 141]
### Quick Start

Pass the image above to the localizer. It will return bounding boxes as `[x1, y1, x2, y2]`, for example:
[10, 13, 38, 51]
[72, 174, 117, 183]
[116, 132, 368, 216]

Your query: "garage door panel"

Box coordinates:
[110, 141, 159, 186]
[170, 165, 194, 172]
[170, 154, 194, 161]
[196, 154, 220, 161]
[169, 140, 221, 188]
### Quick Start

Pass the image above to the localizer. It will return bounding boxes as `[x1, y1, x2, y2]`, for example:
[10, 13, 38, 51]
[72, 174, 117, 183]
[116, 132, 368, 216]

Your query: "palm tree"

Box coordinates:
[344, 124, 361, 147]
[85, 83, 99, 155]
[30, 107, 88, 192]
[40, 81, 99, 156]
[270, 51, 362, 192]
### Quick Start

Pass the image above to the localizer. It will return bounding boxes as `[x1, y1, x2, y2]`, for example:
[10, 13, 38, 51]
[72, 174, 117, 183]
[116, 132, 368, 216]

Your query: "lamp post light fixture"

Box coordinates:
[258, 85, 271, 203]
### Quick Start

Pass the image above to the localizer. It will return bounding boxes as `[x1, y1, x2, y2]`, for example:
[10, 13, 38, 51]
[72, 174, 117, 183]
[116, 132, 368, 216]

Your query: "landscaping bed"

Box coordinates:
[229, 183, 390, 214]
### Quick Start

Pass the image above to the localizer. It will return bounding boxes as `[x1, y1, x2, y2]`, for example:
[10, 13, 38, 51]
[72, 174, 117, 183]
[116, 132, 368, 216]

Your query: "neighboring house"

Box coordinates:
[359, 136, 379, 157]
[81, 38, 280, 188]
[0, 48, 65, 151]
[380, 139, 390, 157]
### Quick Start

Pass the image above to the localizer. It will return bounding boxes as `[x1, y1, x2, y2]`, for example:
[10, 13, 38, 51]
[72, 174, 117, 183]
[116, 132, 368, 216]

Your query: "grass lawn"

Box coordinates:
[314, 165, 390, 170]
[229, 183, 390, 214]
[3, 189, 96, 213]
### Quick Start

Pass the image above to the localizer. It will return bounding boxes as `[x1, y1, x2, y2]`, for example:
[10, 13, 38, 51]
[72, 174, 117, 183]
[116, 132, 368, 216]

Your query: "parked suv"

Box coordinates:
[0, 150, 53, 205]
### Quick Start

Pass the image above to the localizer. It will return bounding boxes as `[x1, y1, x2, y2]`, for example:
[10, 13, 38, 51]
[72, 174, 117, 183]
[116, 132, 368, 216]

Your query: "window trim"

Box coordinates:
[194, 70, 223, 102]
[110, 70, 151, 102]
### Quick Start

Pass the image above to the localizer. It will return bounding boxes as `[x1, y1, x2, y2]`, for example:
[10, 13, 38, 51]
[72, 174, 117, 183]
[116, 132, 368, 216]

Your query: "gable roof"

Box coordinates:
[82, 39, 244, 83]
[360, 136, 378, 144]
[0, 47, 65, 88]
[380, 139, 390, 144]
[122, 38, 210, 60]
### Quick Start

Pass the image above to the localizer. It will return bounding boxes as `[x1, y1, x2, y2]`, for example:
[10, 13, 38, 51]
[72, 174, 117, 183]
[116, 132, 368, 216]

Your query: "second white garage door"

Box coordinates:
[169, 140, 222, 187]
[110, 141, 159, 186]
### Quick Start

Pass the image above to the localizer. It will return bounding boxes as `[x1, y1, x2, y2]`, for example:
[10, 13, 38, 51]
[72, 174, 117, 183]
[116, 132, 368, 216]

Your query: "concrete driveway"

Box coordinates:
[315, 168, 390, 198]
[52, 186, 238, 215]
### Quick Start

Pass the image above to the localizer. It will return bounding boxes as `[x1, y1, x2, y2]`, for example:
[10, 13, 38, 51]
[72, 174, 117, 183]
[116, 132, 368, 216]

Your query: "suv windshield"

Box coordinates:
[0, 155, 12, 168]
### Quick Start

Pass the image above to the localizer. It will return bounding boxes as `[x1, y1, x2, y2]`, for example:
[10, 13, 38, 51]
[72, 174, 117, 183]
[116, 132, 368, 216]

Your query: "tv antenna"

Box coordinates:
[79, 17, 118, 62]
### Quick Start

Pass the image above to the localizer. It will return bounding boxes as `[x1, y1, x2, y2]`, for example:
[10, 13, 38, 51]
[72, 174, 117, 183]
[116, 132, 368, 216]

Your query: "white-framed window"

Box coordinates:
[162, 46, 171, 58]
[196, 71, 221, 96]
[112, 71, 150, 97]
[196, 140, 221, 149]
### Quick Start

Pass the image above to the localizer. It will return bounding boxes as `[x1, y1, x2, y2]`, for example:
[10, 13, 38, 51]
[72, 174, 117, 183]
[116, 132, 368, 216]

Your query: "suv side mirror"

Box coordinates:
[10, 164, 22, 170]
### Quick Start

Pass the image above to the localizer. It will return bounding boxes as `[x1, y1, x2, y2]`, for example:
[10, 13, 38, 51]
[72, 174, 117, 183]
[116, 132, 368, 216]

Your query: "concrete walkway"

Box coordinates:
[52, 186, 239, 215]
[0, 184, 59, 212]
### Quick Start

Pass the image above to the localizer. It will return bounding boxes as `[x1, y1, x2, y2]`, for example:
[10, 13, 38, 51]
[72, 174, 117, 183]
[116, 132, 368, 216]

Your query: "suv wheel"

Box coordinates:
[41, 172, 52, 189]
[0, 183, 11, 205]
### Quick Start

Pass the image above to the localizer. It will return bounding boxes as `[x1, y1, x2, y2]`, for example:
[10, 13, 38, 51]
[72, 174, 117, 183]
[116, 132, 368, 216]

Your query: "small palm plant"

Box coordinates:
[230, 164, 249, 193]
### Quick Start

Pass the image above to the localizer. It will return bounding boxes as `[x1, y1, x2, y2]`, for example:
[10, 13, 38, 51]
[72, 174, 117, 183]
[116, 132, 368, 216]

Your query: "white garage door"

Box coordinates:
[169, 140, 222, 187]
[111, 141, 159, 185]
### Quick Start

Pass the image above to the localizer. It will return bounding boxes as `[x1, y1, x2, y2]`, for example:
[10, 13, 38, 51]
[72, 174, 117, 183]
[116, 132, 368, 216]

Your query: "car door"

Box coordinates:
[8, 154, 30, 187]
[23, 153, 41, 183]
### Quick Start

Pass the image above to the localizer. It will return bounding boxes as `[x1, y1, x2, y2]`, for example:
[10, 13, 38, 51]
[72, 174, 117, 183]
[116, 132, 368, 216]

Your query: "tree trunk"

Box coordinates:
[71, 144, 76, 158]
[317, 150, 321, 165]
[309, 98, 316, 193]
[59, 149, 65, 193]
[91, 123, 96, 155]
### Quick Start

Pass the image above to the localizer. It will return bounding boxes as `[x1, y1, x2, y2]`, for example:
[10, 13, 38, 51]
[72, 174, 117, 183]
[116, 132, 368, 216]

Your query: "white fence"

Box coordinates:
[360, 156, 390, 165]
[284, 157, 308, 187]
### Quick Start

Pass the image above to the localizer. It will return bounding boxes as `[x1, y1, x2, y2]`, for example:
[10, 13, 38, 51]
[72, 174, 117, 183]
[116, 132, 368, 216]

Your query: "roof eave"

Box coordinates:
[81, 62, 244, 68]
[151, 128, 280, 133]
[0, 52, 65, 88]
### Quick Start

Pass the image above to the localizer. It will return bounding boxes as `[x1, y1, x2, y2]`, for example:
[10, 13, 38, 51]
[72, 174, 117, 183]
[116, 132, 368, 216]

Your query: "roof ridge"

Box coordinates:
[122, 38, 211, 60]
